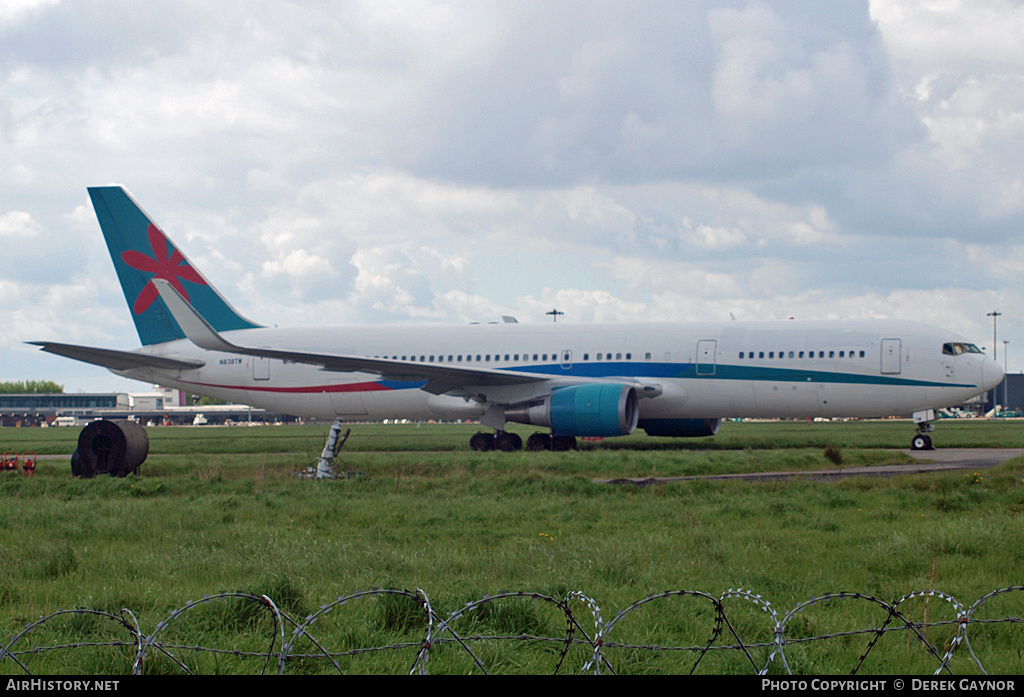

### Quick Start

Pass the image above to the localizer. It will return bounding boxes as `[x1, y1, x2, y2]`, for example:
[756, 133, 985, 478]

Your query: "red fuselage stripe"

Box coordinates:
[177, 380, 392, 394]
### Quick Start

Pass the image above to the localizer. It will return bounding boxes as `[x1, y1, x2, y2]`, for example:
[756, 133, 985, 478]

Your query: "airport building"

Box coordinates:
[0, 387, 300, 427]
[986, 372, 1024, 415]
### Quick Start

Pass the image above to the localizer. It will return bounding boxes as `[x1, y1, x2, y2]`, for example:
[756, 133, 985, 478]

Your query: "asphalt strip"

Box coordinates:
[594, 448, 1024, 486]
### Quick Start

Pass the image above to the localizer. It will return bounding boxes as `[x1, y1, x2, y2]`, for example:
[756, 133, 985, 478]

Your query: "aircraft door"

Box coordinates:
[881, 339, 902, 374]
[252, 356, 270, 381]
[561, 350, 572, 370]
[696, 340, 717, 375]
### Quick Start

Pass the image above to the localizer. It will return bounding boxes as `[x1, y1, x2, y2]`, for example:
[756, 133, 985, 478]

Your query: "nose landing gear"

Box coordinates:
[911, 431, 933, 451]
[911, 409, 936, 451]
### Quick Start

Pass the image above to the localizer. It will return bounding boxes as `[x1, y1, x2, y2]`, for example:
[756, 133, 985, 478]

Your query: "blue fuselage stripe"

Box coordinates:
[374, 362, 975, 391]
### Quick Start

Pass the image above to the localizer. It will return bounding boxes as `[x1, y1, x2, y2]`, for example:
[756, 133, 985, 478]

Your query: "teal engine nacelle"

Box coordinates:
[505, 383, 640, 437]
[639, 418, 722, 438]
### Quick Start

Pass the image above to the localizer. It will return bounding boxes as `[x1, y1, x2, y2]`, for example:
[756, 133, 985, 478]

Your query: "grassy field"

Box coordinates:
[0, 418, 1021, 675]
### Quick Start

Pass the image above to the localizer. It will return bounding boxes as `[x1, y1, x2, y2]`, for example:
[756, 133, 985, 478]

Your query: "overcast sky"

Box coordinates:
[3, 0, 1024, 393]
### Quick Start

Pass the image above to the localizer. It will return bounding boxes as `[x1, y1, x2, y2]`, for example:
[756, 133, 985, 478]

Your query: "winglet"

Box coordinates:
[151, 278, 241, 353]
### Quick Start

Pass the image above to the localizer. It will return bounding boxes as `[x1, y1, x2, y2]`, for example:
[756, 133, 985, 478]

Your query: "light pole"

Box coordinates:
[988, 311, 1002, 413]
[1004, 340, 1010, 414]
[988, 310, 1002, 363]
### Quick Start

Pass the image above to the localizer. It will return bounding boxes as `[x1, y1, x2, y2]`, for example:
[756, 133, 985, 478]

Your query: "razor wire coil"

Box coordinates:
[1, 586, 1020, 675]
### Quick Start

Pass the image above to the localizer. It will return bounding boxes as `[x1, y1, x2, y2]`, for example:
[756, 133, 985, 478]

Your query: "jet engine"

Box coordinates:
[504, 383, 640, 437]
[639, 417, 722, 438]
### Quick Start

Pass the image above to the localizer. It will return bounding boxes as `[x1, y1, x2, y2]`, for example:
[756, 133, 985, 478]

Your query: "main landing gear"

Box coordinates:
[911, 409, 936, 451]
[469, 430, 521, 452]
[469, 431, 577, 452]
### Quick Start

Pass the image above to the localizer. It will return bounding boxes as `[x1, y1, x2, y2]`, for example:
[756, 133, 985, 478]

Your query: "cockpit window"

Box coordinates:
[943, 342, 983, 356]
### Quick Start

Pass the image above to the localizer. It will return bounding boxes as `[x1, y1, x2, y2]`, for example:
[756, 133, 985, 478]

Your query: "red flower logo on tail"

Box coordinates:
[122, 224, 206, 314]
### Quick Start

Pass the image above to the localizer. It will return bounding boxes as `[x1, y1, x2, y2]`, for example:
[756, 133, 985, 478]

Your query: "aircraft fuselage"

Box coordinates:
[114, 318, 1000, 425]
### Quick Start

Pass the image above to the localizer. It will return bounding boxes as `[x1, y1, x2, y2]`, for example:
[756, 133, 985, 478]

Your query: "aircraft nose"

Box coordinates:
[983, 357, 1005, 392]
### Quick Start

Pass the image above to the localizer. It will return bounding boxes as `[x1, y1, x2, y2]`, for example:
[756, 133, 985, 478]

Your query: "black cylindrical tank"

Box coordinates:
[72, 420, 149, 478]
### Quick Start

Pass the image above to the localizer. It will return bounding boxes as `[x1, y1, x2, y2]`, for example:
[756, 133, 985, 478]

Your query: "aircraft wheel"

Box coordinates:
[911, 434, 933, 451]
[526, 433, 551, 451]
[470, 432, 495, 451]
[496, 432, 522, 452]
[551, 435, 577, 451]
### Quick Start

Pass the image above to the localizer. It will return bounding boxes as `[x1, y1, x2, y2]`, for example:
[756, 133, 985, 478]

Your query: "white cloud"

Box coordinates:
[0, 210, 42, 237]
[0, 0, 57, 27]
[263, 248, 337, 285]
[5, 1, 1024, 387]
[870, 0, 1024, 221]
[685, 224, 749, 249]
[871, 0, 1024, 75]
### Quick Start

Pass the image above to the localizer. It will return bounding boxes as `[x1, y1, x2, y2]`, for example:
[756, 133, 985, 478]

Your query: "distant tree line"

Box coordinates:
[0, 380, 64, 394]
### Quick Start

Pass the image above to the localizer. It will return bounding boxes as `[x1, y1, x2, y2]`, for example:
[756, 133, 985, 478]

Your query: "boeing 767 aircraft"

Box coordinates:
[31, 186, 1004, 452]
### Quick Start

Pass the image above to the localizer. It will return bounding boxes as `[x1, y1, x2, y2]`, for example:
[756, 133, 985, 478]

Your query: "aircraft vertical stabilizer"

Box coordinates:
[88, 186, 261, 346]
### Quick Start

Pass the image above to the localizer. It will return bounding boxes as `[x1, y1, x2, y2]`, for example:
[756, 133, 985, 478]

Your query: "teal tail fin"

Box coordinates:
[88, 186, 261, 346]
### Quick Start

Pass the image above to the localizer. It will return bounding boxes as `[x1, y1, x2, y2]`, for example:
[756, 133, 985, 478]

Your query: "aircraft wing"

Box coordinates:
[28, 341, 206, 371]
[151, 279, 551, 395]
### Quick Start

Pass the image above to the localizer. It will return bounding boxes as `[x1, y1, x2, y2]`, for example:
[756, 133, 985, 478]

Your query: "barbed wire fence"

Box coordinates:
[1, 586, 1020, 675]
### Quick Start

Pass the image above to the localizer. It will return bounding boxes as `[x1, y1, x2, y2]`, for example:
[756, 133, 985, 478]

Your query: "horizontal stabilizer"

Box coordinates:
[28, 341, 205, 371]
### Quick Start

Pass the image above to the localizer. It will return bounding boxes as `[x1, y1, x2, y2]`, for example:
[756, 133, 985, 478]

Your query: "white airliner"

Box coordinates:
[31, 186, 1004, 452]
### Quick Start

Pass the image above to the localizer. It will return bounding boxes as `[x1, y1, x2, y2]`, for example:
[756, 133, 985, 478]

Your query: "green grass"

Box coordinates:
[6, 417, 1024, 455]
[0, 419, 1022, 674]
